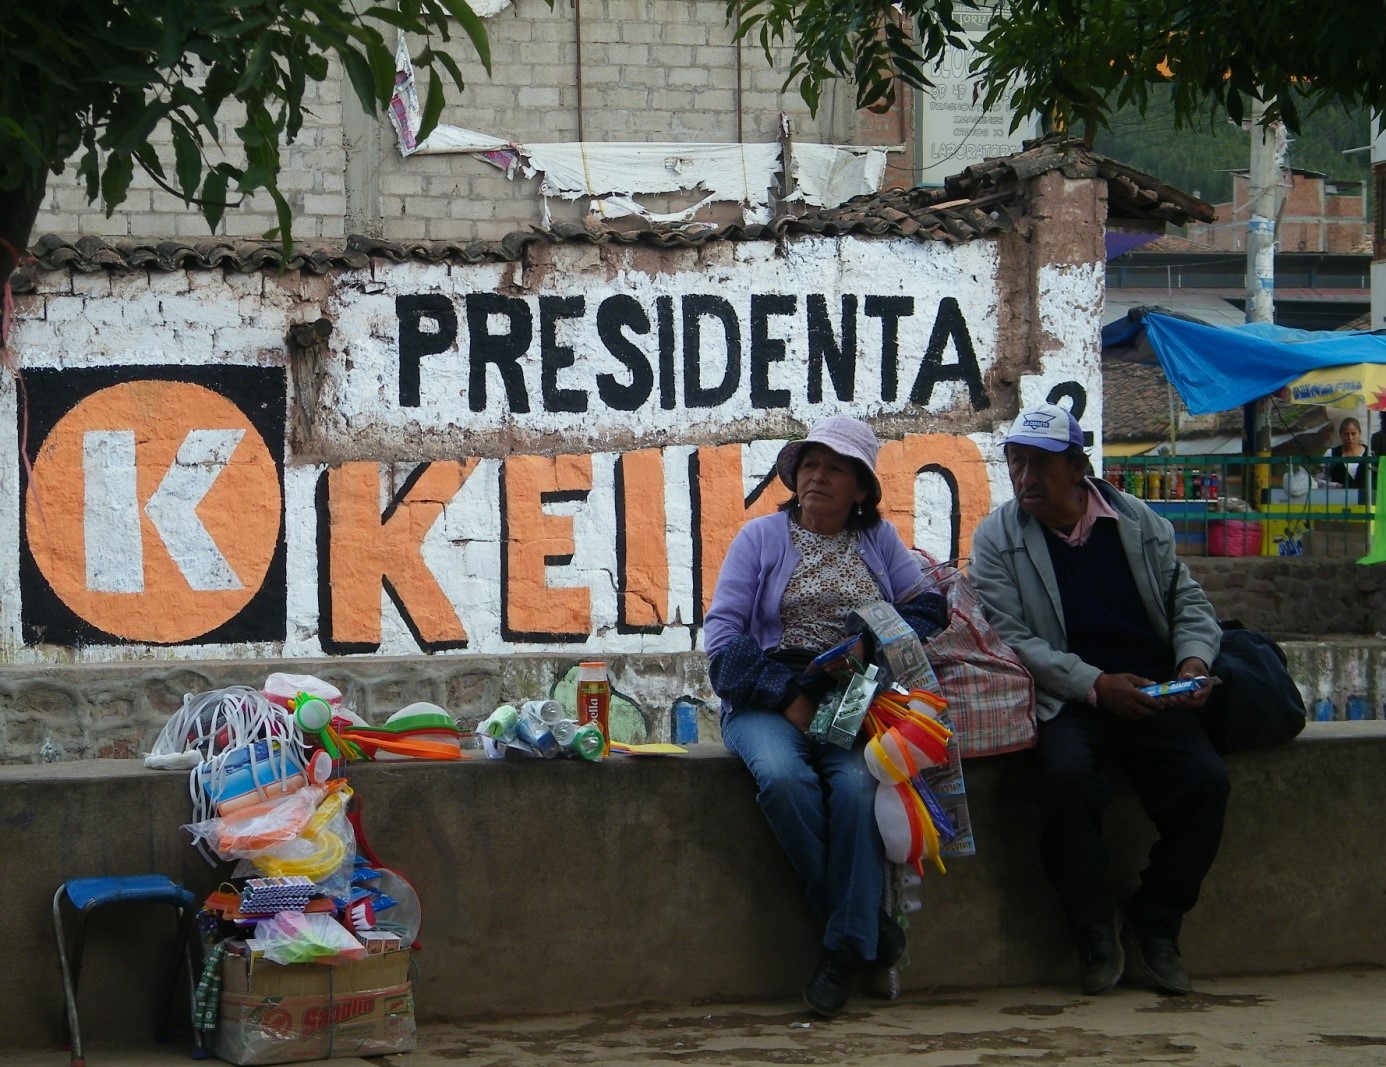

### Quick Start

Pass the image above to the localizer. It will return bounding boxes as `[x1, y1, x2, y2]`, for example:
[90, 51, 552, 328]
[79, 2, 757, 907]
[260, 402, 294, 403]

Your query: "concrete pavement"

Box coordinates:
[7, 967, 1384, 1066]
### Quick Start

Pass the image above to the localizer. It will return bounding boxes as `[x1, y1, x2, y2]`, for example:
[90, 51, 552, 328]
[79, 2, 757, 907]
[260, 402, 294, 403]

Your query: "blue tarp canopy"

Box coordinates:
[1102, 310, 1386, 415]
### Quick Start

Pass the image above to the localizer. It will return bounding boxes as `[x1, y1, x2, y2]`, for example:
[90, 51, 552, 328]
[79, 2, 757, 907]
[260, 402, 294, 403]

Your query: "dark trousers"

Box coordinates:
[1037, 703, 1230, 942]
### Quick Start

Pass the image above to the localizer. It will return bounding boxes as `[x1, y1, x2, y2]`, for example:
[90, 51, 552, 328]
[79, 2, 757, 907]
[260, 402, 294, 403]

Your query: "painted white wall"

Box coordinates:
[3, 236, 1101, 664]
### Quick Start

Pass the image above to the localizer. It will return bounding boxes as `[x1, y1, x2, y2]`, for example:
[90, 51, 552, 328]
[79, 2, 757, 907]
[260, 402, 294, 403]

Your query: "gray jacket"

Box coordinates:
[970, 477, 1222, 722]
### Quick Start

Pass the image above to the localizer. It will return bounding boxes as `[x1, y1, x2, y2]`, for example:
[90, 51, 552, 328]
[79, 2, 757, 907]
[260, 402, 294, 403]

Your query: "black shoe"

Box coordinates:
[1121, 924, 1193, 995]
[1077, 913, 1125, 995]
[803, 945, 861, 1017]
[876, 910, 907, 969]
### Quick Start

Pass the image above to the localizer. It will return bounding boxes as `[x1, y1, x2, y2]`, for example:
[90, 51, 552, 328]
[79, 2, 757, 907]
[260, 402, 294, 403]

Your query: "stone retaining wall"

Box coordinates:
[4, 725, 1384, 1050]
[1187, 557, 1386, 636]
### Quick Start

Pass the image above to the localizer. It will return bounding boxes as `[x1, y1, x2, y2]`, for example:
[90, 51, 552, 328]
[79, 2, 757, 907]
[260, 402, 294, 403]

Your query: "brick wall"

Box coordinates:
[1220, 171, 1367, 254]
[31, 0, 916, 246]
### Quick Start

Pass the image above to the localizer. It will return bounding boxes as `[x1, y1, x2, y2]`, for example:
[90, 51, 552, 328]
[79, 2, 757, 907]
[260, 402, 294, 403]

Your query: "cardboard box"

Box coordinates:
[215, 949, 415, 1065]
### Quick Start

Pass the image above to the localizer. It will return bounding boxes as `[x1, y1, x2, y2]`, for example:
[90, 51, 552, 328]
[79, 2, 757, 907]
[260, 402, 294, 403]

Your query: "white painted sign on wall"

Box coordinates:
[322, 238, 1003, 455]
[3, 238, 1103, 663]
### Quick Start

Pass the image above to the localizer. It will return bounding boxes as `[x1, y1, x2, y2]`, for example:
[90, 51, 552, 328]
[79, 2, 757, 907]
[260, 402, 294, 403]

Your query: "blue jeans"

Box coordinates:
[722, 707, 885, 959]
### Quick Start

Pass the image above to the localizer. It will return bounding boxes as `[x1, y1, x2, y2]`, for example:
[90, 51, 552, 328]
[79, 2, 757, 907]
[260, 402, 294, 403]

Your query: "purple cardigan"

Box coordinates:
[704, 512, 933, 717]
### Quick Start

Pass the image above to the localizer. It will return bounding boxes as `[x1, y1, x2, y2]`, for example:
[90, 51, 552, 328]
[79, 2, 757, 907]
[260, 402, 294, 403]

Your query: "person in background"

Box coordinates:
[970, 402, 1227, 997]
[1323, 416, 1372, 503]
[703, 415, 946, 1018]
[1368, 416, 1386, 461]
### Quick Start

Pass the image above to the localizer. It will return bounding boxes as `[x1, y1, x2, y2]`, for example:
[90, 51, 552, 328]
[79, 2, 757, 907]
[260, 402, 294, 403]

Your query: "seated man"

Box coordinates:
[970, 402, 1228, 996]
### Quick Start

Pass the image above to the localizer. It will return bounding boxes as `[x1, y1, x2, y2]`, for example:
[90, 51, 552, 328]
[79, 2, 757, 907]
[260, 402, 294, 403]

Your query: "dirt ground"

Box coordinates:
[392, 968, 1386, 1066]
[10, 967, 1384, 1067]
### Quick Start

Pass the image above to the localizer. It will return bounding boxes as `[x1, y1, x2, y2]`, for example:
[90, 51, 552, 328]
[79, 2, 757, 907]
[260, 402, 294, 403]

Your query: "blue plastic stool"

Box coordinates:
[52, 875, 204, 1067]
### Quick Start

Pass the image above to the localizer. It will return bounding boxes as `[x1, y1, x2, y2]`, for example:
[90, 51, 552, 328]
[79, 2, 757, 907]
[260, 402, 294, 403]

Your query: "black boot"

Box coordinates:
[803, 945, 861, 1017]
[1121, 923, 1192, 995]
[1077, 912, 1125, 995]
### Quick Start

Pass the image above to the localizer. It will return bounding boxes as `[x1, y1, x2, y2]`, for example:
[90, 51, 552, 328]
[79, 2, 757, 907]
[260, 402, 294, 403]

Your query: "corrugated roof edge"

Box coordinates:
[13, 136, 1212, 293]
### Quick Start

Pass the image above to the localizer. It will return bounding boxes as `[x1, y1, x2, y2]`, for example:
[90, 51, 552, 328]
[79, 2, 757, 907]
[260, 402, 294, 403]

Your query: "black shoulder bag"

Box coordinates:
[1164, 565, 1307, 755]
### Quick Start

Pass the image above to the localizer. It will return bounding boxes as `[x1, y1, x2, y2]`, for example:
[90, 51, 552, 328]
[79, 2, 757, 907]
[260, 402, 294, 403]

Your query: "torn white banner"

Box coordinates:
[589, 194, 718, 225]
[521, 142, 783, 226]
[388, 35, 510, 156]
[388, 36, 892, 225]
[788, 143, 892, 207]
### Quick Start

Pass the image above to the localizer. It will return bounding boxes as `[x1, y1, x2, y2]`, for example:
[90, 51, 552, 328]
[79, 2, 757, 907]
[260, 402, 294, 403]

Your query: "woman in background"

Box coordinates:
[1324, 417, 1372, 503]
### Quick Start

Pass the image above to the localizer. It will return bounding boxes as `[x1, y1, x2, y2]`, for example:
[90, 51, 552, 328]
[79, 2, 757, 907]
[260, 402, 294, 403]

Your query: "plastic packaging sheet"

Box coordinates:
[253, 912, 367, 966]
[851, 600, 975, 859]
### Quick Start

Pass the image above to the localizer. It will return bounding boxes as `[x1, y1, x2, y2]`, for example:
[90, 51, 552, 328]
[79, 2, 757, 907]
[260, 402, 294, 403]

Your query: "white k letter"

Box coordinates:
[144, 429, 246, 591]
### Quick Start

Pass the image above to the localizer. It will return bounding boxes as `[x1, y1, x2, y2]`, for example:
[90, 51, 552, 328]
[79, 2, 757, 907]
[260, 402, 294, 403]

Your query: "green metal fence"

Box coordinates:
[1103, 453, 1376, 559]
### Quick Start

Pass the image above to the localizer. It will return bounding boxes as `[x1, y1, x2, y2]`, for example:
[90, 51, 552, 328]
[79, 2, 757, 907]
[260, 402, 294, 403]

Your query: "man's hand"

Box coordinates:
[1166, 657, 1213, 710]
[1094, 673, 1163, 720]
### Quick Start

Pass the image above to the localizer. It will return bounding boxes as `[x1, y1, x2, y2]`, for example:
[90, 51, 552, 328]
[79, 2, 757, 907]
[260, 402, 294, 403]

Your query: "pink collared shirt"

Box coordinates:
[1057, 480, 1120, 547]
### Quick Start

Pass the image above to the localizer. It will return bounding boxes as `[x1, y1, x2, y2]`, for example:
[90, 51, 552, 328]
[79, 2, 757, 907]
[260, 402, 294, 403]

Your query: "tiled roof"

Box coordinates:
[14, 136, 1211, 291]
[933, 136, 1214, 228]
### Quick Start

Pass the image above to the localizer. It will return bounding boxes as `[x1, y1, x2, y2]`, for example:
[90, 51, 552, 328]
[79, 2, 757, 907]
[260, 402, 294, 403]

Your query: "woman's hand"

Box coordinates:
[825, 638, 867, 680]
[784, 693, 817, 734]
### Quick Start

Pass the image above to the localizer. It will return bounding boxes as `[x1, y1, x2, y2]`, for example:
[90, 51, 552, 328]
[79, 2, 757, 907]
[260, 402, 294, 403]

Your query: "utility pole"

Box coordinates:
[1245, 101, 1284, 328]
[1245, 100, 1285, 499]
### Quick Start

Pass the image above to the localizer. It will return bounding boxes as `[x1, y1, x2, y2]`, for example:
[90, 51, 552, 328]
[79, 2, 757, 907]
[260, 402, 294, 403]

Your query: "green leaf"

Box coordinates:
[365, 37, 397, 102]
[100, 152, 134, 215]
[237, 34, 275, 94]
[170, 83, 218, 132]
[440, 0, 492, 74]
[361, 5, 427, 32]
[303, 52, 329, 81]
[132, 141, 166, 181]
[417, 70, 445, 144]
[76, 147, 100, 202]
[202, 167, 230, 231]
[172, 123, 202, 201]
[158, 0, 189, 66]
[339, 47, 380, 112]
[266, 186, 294, 257]
[431, 49, 466, 90]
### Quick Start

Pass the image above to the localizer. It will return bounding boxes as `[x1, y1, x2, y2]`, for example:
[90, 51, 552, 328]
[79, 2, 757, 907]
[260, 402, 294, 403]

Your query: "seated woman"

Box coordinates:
[1323, 416, 1372, 503]
[703, 415, 946, 1017]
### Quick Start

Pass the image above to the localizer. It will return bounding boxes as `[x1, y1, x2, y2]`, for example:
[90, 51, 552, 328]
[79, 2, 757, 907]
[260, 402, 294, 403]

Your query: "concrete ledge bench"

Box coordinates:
[2, 723, 1384, 1050]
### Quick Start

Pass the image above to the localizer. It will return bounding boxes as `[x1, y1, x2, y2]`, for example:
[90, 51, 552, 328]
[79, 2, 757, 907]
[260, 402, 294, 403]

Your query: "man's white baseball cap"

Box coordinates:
[1002, 402, 1084, 452]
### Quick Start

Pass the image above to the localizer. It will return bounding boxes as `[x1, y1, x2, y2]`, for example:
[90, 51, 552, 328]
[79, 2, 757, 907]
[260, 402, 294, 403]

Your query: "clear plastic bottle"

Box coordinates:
[549, 718, 578, 748]
[570, 722, 605, 760]
[893, 866, 923, 915]
[516, 708, 560, 758]
[478, 704, 518, 742]
[521, 699, 564, 726]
